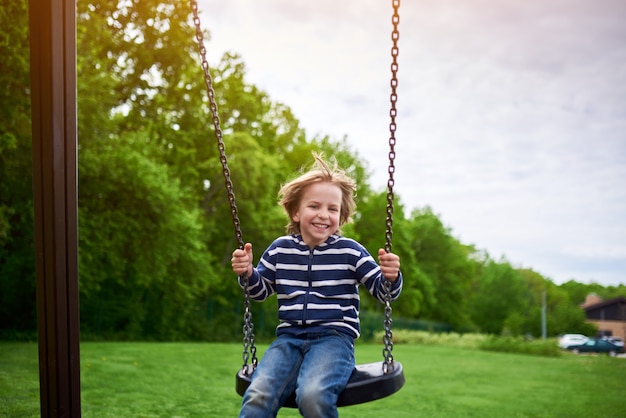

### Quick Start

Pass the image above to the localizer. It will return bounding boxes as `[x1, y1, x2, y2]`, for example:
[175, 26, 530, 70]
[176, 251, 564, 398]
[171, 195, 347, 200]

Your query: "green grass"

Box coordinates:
[1, 341, 625, 417]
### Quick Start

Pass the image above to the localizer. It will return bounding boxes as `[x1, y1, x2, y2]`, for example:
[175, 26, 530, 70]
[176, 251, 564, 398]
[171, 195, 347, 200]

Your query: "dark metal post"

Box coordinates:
[29, 0, 81, 416]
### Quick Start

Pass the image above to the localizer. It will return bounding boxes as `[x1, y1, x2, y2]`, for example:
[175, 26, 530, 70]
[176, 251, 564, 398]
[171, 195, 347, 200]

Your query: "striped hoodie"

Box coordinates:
[238, 234, 403, 339]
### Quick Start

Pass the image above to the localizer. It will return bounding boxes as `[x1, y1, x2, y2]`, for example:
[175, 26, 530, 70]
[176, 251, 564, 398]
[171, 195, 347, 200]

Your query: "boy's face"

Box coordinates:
[293, 181, 342, 247]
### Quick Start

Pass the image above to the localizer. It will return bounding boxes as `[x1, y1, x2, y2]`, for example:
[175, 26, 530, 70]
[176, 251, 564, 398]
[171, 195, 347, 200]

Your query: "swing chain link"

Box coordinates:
[382, 0, 400, 374]
[191, 0, 399, 376]
[241, 274, 258, 372]
[189, 0, 257, 372]
[386, 0, 400, 254]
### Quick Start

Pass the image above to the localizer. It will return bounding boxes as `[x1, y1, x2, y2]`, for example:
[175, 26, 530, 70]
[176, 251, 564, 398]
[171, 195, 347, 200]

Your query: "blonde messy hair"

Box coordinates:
[279, 153, 357, 235]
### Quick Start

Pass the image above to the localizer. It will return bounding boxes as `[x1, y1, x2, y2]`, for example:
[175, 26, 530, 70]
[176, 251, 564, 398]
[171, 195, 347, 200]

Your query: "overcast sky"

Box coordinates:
[197, 0, 626, 286]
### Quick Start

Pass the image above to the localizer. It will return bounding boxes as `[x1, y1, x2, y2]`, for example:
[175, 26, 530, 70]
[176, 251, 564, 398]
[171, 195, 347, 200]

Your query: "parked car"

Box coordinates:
[558, 334, 589, 349]
[605, 336, 624, 347]
[565, 338, 626, 356]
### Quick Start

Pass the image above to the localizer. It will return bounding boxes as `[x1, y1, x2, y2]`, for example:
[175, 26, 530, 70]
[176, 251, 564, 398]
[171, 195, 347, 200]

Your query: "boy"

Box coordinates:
[232, 154, 402, 417]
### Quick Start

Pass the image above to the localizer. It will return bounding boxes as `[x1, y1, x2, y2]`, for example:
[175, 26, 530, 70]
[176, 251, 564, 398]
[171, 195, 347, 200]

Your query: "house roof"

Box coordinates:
[583, 296, 626, 312]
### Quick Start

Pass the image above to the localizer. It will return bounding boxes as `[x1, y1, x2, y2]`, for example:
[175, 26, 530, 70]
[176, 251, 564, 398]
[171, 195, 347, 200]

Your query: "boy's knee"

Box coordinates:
[241, 378, 280, 416]
[297, 385, 337, 417]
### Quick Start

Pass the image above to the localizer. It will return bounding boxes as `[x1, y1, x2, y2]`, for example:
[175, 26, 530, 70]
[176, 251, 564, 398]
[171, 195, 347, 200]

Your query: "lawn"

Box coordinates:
[1, 341, 625, 417]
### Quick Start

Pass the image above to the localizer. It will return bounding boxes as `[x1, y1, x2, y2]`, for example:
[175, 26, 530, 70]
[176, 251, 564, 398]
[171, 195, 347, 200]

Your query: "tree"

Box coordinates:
[404, 207, 474, 329]
[352, 190, 425, 318]
[79, 132, 217, 339]
[4, 0, 623, 341]
[469, 258, 530, 335]
[0, 0, 37, 336]
[73, 0, 354, 340]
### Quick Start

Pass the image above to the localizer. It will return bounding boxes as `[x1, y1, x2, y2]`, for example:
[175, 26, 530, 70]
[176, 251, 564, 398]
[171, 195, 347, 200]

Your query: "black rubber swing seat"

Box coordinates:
[236, 360, 404, 407]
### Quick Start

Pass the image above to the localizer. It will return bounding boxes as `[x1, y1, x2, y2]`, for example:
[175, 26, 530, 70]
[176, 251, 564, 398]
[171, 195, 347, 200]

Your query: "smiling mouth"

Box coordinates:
[312, 223, 329, 229]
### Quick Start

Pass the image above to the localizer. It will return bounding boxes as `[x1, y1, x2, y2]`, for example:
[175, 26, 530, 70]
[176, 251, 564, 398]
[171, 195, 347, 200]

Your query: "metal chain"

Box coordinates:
[190, 0, 398, 375]
[382, 0, 400, 374]
[189, 0, 257, 373]
[241, 274, 258, 372]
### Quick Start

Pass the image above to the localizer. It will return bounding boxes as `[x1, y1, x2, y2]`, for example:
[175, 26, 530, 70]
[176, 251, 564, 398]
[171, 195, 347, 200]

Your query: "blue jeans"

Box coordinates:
[239, 331, 355, 418]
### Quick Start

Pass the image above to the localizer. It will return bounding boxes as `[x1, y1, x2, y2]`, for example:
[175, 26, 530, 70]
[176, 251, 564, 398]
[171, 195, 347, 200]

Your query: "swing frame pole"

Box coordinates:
[30, 0, 82, 416]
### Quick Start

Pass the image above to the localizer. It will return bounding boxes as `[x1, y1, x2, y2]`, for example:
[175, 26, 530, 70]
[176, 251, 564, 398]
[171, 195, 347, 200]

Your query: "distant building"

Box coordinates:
[581, 294, 626, 340]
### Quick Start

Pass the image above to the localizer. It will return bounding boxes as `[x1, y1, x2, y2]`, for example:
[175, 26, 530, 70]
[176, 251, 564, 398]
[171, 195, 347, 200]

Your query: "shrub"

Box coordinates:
[373, 329, 561, 357]
[374, 329, 488, 349]
[479, 336, 561, 357]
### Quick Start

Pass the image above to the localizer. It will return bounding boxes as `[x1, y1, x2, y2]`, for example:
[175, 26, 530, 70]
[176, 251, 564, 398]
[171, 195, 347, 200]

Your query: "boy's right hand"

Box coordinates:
[231, 243, 253, 278]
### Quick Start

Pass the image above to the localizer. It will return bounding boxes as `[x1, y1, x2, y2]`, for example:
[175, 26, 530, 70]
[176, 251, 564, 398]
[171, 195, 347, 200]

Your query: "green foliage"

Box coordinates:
[383, 329, 489, 349]
[548, 302, 598, 336]
[468, 258, 530, 334]
[72, 0, 376, 341]
[0, 0, 36, 334]
[0, 0, 30, 149]
[378, 330, 561, 357]
[361, 313, 452, 341]
[478, 335, 561, 357]
[1, 0, 624, 342]
[402, 207, 475, 328]
[79, 134, 216, 340]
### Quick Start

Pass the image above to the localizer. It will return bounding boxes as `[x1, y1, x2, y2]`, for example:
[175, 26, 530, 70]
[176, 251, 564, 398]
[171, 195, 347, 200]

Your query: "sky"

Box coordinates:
[196, 0, 626, 286]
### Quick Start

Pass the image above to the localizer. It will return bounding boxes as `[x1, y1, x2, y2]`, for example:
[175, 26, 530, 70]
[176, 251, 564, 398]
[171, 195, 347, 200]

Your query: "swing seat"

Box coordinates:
[236, 361, 404, 407]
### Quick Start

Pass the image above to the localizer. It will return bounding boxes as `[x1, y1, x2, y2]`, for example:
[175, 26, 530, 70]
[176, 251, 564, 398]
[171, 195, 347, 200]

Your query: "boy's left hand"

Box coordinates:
[378, 249, 400, 282]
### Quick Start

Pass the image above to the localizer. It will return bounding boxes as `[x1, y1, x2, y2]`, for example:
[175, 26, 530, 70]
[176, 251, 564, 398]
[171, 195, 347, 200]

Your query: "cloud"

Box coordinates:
[198, 0, 626, 285]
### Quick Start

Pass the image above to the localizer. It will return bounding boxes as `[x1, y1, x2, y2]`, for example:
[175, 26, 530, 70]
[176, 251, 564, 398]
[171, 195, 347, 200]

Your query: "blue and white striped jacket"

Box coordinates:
[239, 234, 403, 339]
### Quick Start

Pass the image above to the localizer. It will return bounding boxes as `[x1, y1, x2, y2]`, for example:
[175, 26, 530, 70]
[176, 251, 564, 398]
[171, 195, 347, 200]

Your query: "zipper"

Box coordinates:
[302, 248, 314, 324]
